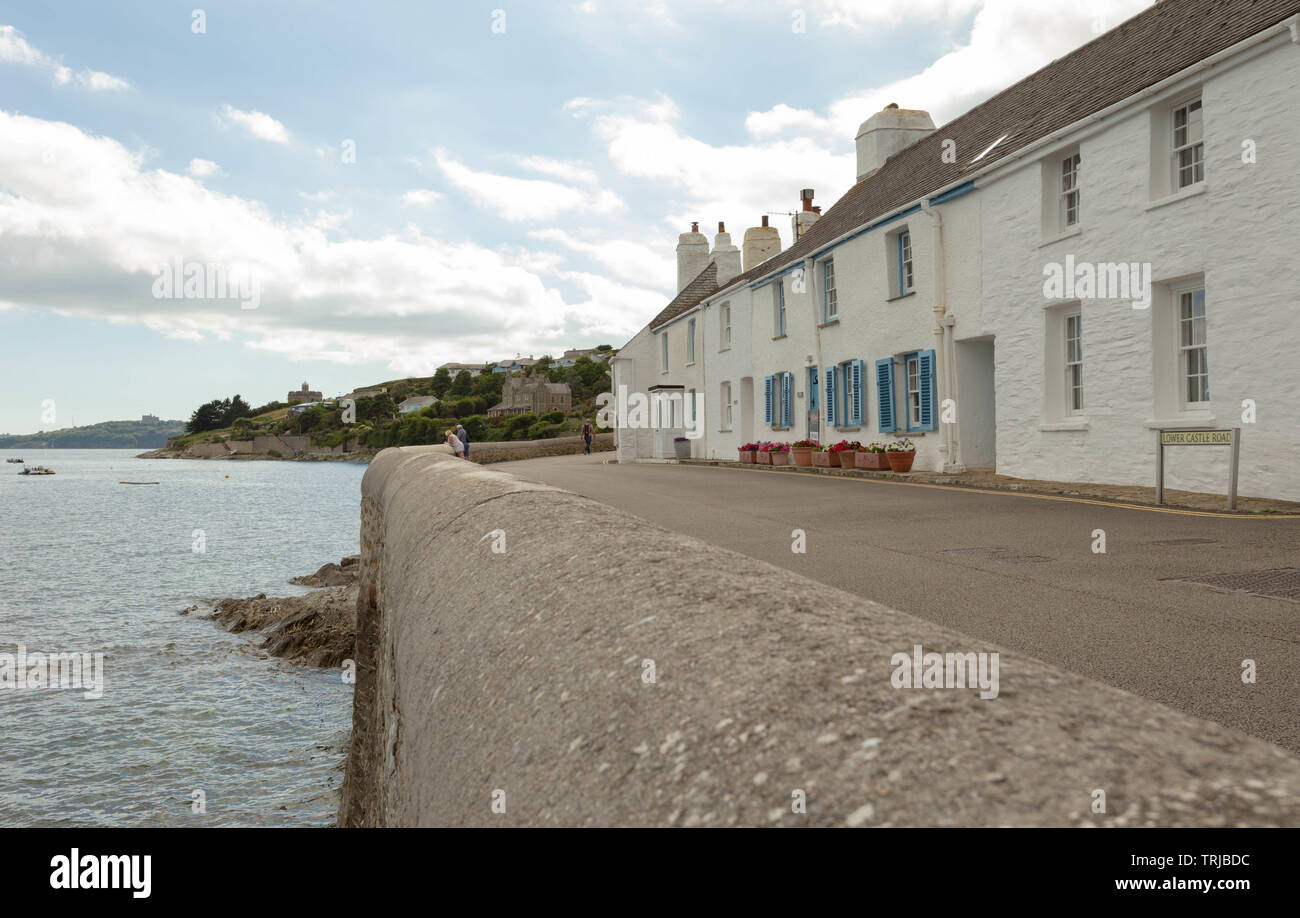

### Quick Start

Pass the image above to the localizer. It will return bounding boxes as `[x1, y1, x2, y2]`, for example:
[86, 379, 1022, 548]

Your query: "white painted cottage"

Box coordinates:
[612, 0, 1300, 500]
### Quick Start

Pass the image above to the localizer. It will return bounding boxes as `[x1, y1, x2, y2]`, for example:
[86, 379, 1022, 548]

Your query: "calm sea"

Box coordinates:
[0, 449, 364, 827]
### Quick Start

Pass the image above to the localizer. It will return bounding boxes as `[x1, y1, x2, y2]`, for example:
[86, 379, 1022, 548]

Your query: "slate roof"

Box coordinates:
[649, 261, 718, 331]
[704, 0, 1300, 300]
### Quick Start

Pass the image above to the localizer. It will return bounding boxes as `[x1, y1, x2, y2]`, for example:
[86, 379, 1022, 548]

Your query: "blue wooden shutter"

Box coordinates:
[764, 375, 774, 426]
[876, 358, 895, 432]
[918, 349, 936, 430]
[850, 359, 864, 426]
[825, 367, 836, 427]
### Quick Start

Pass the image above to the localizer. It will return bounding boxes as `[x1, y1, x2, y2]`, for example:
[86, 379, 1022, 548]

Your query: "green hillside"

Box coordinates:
[0, 419, 186, 449]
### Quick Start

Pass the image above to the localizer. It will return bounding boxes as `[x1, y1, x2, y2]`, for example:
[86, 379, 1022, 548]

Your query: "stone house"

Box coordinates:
[488, 373, 572, 417]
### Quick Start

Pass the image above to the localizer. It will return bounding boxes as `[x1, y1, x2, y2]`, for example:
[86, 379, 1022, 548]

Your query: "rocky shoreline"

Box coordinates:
[180, 555, 360, 668]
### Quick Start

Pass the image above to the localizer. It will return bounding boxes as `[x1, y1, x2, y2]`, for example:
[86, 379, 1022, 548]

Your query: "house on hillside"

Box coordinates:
[488, 373, 571, 417]
[613, 0, 1300, 501]
[437, 362, 485, 378]
[398, 396, 437, 415]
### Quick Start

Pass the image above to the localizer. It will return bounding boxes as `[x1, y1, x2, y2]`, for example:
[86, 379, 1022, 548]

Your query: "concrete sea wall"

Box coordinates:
[340, 446, 1300, 826]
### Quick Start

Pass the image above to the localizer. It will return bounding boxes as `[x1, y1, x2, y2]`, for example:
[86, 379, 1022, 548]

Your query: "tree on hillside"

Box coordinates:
[224, 395, 252, 426]
[187, 399, 227, 433]
[471, 372, 504, 400]
[431, 368, 452, 398]
[450, 369, 474, 396]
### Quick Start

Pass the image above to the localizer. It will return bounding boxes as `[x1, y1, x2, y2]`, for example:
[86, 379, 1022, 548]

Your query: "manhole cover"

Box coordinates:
[1168, 568, 1300, 603]
[1150, 538, 1217, 546]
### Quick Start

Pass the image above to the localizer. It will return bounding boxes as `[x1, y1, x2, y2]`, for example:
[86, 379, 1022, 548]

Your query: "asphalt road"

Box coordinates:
[503, 454, 1300, 753]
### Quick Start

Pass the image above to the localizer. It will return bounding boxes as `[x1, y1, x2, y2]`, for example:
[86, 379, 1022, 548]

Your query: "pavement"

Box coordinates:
[503, 453, 1300, 754]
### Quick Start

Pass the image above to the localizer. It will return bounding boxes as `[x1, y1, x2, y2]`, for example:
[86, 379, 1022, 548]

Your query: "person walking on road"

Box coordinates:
[581, 418, 593, 454]
[456, 423, 470, 459]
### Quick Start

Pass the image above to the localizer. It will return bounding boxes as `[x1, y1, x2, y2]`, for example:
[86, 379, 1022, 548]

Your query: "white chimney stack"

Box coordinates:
[792, 189, 821, 241]
[742, 215, 781, 271]
[855, 103, 936, 182]
[676, 222, 709, 292]
[709, 221, 742, 288]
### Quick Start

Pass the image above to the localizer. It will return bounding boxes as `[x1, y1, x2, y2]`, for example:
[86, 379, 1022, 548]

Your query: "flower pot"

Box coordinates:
[791, 447, 814, 467]
[756, 451, 772, 465]
[739, 449, 755, 463]
[770, 451, 789, 466]
[886, 450, 916, 473]
[812, 452, 831, 468]
[835, 451, 856, 468]
[856, 452, 890, 471]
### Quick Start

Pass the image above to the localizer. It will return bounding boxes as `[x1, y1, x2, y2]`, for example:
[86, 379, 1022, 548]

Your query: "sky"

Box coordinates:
[0, 0, 1152, 433]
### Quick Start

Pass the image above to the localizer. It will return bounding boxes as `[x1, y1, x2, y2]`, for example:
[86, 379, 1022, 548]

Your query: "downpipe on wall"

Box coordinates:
[919, 199, 965, 473]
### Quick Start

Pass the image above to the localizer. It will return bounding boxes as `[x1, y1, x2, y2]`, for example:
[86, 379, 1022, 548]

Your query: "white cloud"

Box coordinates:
[79, 69, 130, 92]
[747, 0, 1153, 142]
[515, 155, 600, 186]
[435, 149, 624, 222]
[0, 24, 131, 91]
[187, 158, 222, 178]
[298, 190, 334, 202]
[402, 188, 444, 207]
[0, 110, 651, 372]
[530, 228, 674, 291]
[218, 105, 291, 145]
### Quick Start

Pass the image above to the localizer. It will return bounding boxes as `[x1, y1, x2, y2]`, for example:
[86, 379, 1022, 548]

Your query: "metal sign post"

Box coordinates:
[1155, 428, 1241, 509]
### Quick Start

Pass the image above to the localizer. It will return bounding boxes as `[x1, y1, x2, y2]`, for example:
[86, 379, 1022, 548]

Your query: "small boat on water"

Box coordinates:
[18, 465, 54, 475]
[119, 481, 160, 485]
[6, 458, 22, 463]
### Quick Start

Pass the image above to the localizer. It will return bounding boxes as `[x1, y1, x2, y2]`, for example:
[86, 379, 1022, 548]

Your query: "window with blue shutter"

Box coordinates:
[764, 375, 774, 426]
[850, 359, 865, 426]
[825, 367, 836, 427]
[781, 372, 794, 427]
[917, 349, 936, 431]
[876, 358, 896, 432]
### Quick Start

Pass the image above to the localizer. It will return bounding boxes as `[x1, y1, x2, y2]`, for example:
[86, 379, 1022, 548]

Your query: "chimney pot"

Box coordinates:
[801, 189, 815, 212]
[690, 221, 699, 232]
[718, 221, 725, 232]
[761, 215, 769, 227]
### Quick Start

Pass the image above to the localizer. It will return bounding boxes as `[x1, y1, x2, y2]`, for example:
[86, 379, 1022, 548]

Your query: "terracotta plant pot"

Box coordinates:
[835, 451, 856, 468]
[770, 451, 790, 466]
[812, 452, 832, 468]
[739, 449, 755, 463]
[856, 452, 890, 471]
[886, 450, 916, 473]
[756, 451, 772, 465]
[791, 447, 813, 467]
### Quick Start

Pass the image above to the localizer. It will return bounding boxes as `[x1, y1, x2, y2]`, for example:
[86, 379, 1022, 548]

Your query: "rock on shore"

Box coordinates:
[181, 555, 359, 668]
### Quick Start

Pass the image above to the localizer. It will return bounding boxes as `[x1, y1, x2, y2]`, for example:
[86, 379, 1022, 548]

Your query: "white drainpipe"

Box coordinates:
[919, 199, 965, 473]
[805, 256, 823, 442]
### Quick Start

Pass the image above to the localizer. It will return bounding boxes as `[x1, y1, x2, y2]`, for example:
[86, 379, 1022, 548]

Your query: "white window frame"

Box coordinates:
[687, 317, 696, 364]
[719, 301, 731, 351]
[1172, 98, 1204, 190]
[1064, 308, 1083, 415]
[661, 332, 668, 372]
[822, 258, 837, 321]
[774, 280, 786, 336]
[1177, 285, 1209, 407]
[899, 230, 914, 295]
[720, 381, 732, 431]
[906, 354, 921, 428]
[1060, 152, 1081, 230]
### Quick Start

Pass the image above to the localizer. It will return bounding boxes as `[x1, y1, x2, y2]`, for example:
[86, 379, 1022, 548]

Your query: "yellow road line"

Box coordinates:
[677, 462, 1300, 519]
